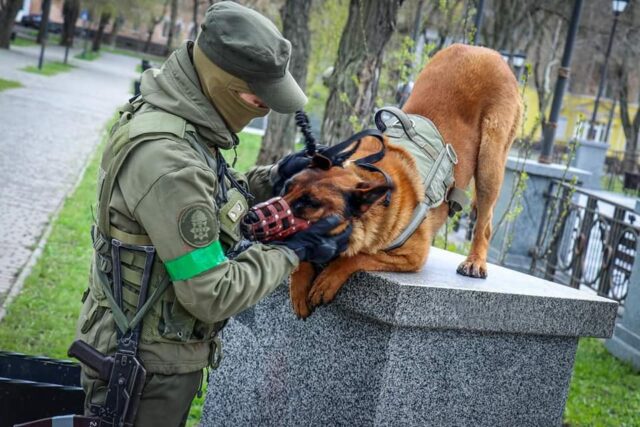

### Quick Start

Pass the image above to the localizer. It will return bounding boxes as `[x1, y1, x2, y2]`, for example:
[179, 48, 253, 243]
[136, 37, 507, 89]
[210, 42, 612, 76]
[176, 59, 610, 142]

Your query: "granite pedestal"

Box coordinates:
[202, 248, 617, 427]
[573, 139, 609, 189]
[489, 157, 591, 270]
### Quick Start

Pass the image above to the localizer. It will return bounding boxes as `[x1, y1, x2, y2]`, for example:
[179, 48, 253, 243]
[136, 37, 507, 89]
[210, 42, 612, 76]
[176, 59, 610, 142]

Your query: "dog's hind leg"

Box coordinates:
[457, 109, 517, 278]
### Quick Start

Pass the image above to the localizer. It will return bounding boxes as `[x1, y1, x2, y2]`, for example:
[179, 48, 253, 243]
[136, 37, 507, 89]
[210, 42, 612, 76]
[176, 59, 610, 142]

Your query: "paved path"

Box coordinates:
[0, 43, 139, 305]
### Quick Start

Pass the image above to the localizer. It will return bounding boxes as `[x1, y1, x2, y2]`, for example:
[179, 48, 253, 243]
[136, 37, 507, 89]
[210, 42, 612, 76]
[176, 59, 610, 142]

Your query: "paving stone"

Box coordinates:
[0, 44, 138, 299]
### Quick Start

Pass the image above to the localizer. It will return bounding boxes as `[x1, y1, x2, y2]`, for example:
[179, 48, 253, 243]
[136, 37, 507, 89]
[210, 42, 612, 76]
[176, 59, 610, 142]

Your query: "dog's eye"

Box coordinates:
[308, 198, 322, 208]
[291, 195, 322, 215]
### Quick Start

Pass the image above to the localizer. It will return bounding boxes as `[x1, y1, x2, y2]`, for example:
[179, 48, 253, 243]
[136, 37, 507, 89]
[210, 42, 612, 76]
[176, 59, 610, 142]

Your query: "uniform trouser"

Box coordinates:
[82, 368, 203, 427]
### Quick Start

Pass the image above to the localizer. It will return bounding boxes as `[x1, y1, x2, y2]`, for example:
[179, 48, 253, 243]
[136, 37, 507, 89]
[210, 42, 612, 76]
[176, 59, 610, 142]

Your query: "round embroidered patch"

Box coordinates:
[178, 204, 218, 248]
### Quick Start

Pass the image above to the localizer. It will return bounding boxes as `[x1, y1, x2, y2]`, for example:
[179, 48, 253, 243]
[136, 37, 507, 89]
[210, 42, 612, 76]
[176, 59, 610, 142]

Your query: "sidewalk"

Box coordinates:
[0, 43, 139, 309]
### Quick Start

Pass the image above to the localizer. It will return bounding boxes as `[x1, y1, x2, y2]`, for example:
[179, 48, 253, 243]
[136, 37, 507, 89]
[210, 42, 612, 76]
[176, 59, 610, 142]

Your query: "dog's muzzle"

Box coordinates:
[242, 197, 310, 243]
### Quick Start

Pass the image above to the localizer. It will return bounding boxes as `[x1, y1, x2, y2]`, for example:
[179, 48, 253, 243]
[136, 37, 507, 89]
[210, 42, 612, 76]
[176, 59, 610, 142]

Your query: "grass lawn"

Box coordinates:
[11, 36, 37, 47]
[0, 77, 22, 91]
[565, 338, 640, 426]
[0, 121, 637, 425]
[75, 50, 100, 61]
[23, 61, 74, 76]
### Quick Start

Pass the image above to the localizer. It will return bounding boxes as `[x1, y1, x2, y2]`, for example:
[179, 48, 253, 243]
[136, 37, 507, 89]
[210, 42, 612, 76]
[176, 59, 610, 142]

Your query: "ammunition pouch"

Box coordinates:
[90, 226, 225, 346]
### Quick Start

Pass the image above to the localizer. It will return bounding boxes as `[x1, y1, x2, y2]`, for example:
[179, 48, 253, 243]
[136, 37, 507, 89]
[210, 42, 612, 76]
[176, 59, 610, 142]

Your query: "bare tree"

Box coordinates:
[256, 0, 312, 165]
[321, 0, 405, 146]
[106, 14, 125, 46]
[92, 11, 111, 51]
[191, 0, 200, 40]
[0, 0, 22, 49]
[36, 0, 52, 44]
[529, 13, 564, 139]
[165, 0, 179, 55]
[616, 57, 640, 171]
[60, 0, 80, 47]
[144, 0, 169, 53]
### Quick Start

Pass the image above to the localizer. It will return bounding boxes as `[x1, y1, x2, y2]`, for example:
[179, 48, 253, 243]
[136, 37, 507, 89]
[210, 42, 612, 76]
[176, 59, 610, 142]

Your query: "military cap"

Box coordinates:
[197, 1, 307, 113]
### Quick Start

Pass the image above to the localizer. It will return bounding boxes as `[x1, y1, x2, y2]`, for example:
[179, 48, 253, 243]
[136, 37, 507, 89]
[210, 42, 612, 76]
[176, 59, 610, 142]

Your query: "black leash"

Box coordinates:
[295, 110, 317, 157]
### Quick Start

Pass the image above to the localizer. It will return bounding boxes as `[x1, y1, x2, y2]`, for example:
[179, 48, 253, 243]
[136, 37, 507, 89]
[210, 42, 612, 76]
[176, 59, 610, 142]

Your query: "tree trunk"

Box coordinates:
[617, 60, 640, 172]
[191, 0, 199, 39]
[256, 0, 312, 165]
[0, 0, 23, 49]
[321, 0, 404, 146]
[106, 14, 124, 46]
[92, 11, 111, 52]
[145, 1, 169, 53]
[60, 0, 80, 47]
[165, 0, 179, 55]
[37, 0, 52, 44]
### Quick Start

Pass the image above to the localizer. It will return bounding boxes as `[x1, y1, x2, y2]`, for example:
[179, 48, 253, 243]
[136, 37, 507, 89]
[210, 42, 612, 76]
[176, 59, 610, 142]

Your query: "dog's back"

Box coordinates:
[404, 43, 522, 278]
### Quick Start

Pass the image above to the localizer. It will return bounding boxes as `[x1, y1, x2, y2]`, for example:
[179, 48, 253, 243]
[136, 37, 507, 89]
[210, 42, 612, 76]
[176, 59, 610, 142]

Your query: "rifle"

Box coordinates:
[68, 340, 147, 427]
[17, 239, 156, 427]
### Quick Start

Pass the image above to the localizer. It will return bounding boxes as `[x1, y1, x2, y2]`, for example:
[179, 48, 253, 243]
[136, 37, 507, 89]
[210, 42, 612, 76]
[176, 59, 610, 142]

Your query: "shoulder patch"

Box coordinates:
[178, 204, 218, 248]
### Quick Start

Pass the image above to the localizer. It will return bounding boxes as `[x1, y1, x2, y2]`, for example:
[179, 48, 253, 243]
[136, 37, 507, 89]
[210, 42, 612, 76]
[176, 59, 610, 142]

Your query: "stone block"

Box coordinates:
[573, 139, 609, 189]
[202, 248, 617, 427]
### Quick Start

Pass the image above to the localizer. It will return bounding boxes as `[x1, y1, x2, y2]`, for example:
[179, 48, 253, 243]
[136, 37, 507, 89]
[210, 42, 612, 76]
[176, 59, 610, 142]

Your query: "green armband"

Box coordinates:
[165, 240, 227, 281]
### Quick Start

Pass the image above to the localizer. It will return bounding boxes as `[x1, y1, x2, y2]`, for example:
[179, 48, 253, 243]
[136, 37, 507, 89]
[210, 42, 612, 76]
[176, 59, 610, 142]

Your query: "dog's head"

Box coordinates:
[280, 153, 393, 226]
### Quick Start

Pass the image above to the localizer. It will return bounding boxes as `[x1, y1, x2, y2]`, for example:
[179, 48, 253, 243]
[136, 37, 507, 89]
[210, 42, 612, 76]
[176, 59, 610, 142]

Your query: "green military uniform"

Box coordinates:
[75, 2, 308, 425]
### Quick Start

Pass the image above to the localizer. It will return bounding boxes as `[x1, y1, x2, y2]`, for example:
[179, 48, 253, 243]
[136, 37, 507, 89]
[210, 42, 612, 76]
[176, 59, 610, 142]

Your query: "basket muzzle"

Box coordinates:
[243, 197, 311, 243]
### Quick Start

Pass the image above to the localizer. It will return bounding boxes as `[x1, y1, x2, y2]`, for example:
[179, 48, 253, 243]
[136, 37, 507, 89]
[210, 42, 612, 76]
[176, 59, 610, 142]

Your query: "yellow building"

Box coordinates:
[521, 85, 637, 156]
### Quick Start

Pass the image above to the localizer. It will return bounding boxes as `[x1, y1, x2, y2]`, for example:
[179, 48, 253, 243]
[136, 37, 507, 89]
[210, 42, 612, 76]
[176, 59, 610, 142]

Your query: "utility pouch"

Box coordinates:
[218, 188, 249, 246]
[159, 300, 197, 342]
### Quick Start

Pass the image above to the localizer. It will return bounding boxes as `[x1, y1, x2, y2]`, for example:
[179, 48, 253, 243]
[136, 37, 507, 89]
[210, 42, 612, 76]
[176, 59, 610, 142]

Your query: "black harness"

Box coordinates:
[296, 111, 393, 207]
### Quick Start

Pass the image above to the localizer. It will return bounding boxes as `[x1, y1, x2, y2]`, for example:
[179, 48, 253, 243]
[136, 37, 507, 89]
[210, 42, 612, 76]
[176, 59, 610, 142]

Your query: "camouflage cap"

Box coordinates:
[197, 1, 307, 113]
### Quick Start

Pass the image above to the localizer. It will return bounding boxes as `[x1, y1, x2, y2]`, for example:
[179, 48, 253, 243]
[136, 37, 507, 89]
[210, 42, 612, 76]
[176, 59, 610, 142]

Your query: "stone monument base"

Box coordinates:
[203, 249, 617, 426]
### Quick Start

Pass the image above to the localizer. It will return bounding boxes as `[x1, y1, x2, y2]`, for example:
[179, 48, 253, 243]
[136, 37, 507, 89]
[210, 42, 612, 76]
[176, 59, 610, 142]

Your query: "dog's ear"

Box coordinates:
[311, 153, 333, 170]
[347, 182, 393, 216]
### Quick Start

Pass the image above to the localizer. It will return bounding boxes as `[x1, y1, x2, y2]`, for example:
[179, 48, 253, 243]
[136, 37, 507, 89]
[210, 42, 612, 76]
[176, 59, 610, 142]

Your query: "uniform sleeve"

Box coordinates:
[132, 165, 299, 324]
[245, 164, 279, 204]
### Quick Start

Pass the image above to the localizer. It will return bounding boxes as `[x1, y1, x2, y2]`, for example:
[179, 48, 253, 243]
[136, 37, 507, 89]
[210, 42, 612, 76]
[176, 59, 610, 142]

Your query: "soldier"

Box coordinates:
[75, 2, 351, 426]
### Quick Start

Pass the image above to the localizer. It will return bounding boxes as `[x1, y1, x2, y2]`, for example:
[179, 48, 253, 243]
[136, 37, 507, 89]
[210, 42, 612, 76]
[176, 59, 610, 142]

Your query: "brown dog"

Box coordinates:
[283, 44, 522, 319]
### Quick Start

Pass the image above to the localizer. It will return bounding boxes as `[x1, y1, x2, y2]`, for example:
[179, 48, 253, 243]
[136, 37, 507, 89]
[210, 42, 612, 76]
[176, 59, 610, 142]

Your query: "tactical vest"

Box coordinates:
[374, 107, 468, 250]
[87, 100, 247, 365]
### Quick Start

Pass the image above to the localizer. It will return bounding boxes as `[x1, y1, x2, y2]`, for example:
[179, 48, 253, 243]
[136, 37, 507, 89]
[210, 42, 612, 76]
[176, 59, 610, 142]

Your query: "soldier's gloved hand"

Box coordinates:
[272, 146, 327, 195]
[271, 215, 352, 264]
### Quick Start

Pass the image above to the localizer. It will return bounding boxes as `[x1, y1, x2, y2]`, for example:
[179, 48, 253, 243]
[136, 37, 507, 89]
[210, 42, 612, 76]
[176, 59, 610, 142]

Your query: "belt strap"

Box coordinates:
[110, 226, 152, 246]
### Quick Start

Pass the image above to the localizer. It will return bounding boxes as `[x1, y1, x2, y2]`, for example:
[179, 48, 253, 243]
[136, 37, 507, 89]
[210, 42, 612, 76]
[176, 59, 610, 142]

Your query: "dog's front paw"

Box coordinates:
[308, 270, 344, 308]
[291, 291, 313, 320]
[457, 257, 488, 279]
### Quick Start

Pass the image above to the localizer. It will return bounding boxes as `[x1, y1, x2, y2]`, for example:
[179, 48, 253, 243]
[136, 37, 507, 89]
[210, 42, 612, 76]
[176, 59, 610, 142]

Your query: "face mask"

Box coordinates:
[193, 43, 269, 133]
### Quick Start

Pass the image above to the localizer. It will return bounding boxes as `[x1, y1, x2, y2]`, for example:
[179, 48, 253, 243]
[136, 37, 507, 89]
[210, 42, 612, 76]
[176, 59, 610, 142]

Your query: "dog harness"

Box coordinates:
[374, 106, 468, 251]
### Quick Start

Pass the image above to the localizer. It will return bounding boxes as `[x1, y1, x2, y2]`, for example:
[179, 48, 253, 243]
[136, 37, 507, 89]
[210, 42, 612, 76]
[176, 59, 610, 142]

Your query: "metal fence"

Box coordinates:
[529, 180, 639, 303]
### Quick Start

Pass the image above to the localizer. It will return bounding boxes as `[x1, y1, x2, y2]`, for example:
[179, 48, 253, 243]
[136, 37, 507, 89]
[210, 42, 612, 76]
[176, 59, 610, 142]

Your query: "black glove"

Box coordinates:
[272, 215, 352, 264]
[273, 146, 327, 195]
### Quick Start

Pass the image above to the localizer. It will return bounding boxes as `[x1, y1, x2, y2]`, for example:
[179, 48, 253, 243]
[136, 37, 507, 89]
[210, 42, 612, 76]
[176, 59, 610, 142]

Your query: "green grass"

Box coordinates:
[222, 131, 261, 172]
[11, 36, 37, 47]
[75, 50, 100, 61]
[23, 61, 74, 76]
[0, 77, 22, 91]
[565, 338, 640, 426]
